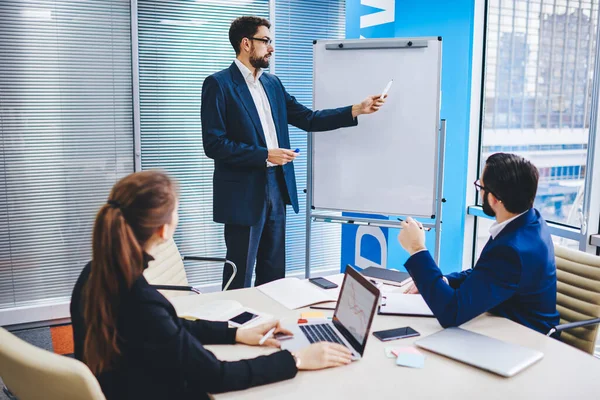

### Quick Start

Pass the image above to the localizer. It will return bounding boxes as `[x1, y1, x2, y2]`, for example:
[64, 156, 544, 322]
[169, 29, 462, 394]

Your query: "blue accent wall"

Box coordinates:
[342, 0, 476, 274]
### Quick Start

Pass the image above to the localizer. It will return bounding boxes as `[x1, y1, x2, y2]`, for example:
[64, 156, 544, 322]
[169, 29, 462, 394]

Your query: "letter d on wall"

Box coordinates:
[354, 225, 387, 270]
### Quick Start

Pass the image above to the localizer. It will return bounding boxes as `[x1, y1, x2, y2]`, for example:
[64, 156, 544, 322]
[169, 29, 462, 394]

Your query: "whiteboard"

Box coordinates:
[311, 38, 442, 217]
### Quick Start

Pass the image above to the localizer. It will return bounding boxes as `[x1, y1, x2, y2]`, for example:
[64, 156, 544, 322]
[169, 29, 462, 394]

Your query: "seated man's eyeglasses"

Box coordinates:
[474, 179, 502, 201]
[250, 37, 273, 45]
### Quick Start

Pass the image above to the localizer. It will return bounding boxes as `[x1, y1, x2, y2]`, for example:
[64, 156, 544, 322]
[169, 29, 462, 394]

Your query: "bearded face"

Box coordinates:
[482, 191, 496, 217]
[249, 42, 272, 69]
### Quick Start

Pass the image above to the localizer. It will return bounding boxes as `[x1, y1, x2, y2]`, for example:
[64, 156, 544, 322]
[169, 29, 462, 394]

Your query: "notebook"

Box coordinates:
[378, 293, 434, 317]
[360, 267, 412, 287]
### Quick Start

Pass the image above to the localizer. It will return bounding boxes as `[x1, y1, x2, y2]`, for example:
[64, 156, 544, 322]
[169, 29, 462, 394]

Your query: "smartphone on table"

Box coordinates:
[308, 277, 338, 289]
[372, 327, 420, 342]
[228, 311, 259, 327]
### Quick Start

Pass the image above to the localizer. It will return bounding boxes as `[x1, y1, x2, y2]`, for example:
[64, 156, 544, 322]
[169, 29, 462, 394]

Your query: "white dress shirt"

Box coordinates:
[489, 210, 528, 239]
[234, 59, 279, 167]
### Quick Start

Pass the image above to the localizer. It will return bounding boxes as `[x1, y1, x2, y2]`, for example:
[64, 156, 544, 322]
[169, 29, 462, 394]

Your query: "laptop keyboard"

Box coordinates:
[299, 324, 347, 347]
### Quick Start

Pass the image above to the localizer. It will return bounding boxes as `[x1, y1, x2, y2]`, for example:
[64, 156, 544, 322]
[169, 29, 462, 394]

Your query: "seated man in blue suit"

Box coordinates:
[399, 153, 560, 336]
[202, 16, 385, 289]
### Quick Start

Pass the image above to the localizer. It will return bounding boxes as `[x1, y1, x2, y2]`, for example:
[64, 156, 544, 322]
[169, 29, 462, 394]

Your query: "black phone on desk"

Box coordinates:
[373, 327, 420, 342]
[228, 311, 258, 327]
[309, 277, 338, 289]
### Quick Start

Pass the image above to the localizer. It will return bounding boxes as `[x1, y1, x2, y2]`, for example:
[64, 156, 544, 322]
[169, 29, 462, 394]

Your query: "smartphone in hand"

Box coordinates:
[274, 332, 294, 341]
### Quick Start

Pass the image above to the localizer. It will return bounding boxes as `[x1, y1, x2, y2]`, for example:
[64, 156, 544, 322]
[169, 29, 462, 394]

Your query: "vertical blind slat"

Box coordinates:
[0, 0, 134, 310]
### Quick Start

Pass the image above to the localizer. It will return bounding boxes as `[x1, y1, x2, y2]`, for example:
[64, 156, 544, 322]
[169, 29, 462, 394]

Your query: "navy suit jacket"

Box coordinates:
[404, 208, 560, 336]
[201, 63, 357, 226]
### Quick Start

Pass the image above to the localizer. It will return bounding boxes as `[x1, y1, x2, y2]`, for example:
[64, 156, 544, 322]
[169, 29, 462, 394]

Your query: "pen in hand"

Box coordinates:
[259, 327, 276, 346]
[397, 218, 432, 232]
[380, 79, 393, 100]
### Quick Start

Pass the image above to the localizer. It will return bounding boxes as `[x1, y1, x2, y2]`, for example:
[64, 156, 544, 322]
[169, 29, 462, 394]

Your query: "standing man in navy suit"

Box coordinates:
[201, 16, 385, 289]
[399, 153, 560, 336]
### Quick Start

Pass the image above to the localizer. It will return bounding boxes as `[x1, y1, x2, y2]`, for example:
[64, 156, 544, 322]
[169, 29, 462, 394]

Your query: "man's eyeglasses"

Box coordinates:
[250, 37, 273, 46]
[474, 179, 501, 200]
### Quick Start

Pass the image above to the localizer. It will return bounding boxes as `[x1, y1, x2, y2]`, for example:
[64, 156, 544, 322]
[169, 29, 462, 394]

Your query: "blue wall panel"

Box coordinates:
[342, 0, 476, 274]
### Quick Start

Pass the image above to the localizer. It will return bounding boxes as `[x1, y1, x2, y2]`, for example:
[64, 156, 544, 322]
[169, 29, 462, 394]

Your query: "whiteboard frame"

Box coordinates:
[310, 37, 442, 218]
[305, 38, 445, 278]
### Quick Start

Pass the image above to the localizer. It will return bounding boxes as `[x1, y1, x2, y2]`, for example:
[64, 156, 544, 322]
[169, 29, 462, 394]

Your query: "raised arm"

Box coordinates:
[444, 269, 474, 289]
[404, 247, 521, 328]
[276, 76, 357, 132]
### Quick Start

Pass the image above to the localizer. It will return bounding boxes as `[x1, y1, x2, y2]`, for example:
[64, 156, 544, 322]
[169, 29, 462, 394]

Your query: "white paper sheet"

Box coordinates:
[257, 277, 338, 309]
[379, 293, 434, 317]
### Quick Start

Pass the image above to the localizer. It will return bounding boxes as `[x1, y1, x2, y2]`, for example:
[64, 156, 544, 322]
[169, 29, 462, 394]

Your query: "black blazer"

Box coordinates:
[201, 63, 358, 226]
[70, 256, 297, 400]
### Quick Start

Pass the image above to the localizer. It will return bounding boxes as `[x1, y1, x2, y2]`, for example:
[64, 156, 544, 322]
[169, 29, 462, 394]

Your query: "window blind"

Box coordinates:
[274, 0, 346, 275]
[0, 0, 134, 310]
[137, 0, 270, 286]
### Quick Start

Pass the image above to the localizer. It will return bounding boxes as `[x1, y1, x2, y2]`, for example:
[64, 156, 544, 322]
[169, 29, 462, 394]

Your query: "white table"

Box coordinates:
[170, 281, 600, 399]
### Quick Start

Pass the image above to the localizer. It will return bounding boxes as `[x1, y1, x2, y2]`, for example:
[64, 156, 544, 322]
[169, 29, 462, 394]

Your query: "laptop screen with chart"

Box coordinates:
[281, 266, 380, 359]
[329, 265, 380, 356]
[334, 271, 378, 345]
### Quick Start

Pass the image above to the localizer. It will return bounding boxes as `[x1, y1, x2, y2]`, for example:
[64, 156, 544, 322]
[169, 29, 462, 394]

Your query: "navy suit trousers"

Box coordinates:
[223, 167, 286, 289]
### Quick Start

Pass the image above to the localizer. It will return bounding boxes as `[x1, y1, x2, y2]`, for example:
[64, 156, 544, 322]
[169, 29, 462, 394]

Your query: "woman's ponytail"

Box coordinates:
[82, 171, 176, 374]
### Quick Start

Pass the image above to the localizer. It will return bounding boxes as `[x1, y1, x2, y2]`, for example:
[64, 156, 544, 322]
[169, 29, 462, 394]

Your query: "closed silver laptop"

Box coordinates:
[415, 327, 544, 377]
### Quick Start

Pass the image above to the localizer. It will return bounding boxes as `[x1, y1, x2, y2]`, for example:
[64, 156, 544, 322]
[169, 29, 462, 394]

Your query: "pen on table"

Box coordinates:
[309, 305, 336, 310]
[259, 327, 276, 345]
[397, 218, 432, 231]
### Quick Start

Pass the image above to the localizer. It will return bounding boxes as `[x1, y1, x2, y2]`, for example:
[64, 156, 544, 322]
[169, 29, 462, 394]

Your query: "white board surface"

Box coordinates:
[311, 38, 442, 217]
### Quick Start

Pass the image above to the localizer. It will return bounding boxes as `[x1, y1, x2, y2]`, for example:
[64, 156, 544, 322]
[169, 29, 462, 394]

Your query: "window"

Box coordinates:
[0, 0, 133, 311]
[480, 0, 598, 228]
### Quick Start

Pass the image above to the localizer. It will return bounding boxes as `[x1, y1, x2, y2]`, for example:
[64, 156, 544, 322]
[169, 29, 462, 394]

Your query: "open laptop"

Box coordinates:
[281, 266, 380, 360]
[415, 327, 544, 377]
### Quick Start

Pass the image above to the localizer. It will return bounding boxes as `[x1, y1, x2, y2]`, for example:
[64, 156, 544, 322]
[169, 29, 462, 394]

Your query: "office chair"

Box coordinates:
[0, 328, 106, 400]
[547, 244, 600, 355]
[144, 238, 237, 295]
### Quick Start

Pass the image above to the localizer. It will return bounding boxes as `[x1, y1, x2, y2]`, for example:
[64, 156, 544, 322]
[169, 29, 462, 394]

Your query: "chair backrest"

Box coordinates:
[0, 328, 105, 400]
[145, 238, 190, 298]
[554, 244, 600, 354]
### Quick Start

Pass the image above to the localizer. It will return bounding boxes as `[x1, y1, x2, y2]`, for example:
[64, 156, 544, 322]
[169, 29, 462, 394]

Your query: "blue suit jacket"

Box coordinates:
[405, 208, 560, 336]
[201, 63, 357, 226]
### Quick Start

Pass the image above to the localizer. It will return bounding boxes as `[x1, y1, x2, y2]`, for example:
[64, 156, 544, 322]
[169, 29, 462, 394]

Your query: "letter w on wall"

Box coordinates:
[360, 0, 395, 29]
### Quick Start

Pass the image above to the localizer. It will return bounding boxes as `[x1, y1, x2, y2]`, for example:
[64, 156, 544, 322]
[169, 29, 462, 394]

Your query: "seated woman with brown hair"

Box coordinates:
[70, 170, 351, 400]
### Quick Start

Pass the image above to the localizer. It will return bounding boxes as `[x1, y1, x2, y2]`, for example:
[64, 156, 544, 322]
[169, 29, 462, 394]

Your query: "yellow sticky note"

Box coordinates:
[301, 311, 325, 319]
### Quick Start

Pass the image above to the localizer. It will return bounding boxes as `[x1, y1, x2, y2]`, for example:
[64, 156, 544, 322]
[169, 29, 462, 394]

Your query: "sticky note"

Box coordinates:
[384, 347, 399, 358]
[392, 347, 421, 357]
[396, 352, 425, 369]
[301, 311, 325, 319]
